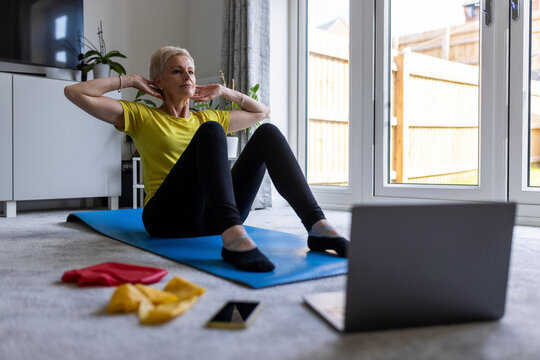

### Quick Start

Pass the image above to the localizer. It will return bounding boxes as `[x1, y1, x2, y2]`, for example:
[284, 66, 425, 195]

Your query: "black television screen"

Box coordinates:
[0, 0, 83, 70]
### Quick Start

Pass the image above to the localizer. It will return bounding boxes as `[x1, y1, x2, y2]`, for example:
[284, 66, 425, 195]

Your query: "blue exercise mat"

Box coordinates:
[67, 209, 347, 289]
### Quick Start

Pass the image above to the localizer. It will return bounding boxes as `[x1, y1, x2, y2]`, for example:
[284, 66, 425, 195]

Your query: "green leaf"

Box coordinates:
[83, 49, 101, 59]
[136, 90, 145, 98]
[194, 102, 208, 109]
[84, 56, 101, 64]
[104, 50, 127, 60]
[143, 99, 157, 107]
[109, 62, 126, 75]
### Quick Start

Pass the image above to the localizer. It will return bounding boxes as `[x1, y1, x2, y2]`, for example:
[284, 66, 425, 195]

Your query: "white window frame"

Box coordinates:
[508, 0, 540, 225]
[290, 0, 540, 226]
[369, 0, 509, 203]
[292, 0, 362, 210]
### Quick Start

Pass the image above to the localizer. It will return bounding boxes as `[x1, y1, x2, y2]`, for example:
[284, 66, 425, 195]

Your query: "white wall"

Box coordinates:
[184, 0, 223, 79]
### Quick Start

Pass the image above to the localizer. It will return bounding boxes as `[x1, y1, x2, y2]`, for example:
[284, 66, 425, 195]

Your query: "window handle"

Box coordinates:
[484, 0, 492, 26]
[511, 0, 520, 21]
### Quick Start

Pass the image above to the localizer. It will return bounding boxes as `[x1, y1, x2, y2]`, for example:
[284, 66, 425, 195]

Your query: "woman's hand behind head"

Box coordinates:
[130, 74, 163, 99]
[192, 84, 222, 102]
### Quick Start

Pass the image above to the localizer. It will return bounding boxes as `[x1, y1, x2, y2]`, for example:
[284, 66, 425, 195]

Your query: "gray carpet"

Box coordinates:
[1, 205, 539, 360]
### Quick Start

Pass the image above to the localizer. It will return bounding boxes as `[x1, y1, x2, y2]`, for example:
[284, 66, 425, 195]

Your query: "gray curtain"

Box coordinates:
[222, 0, 272, 209]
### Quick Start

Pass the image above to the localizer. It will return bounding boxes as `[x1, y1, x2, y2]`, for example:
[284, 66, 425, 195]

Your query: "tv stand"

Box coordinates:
[0, 73, 121, 217]
[3, 201, 15, 218]
[0, 60, 79, 81]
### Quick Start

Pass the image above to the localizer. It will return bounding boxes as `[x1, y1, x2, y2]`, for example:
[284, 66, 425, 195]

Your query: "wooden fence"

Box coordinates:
[531, 80, 540, 163]
[307, 14, 540, 186]
[391, 55, 540, 184]
[307, 27, 349, 185]
[391, 51, 479, 184]
[393, 16, 540, 182]
[394, 22, 480, 65]
[392, 20, 480, 183]
[396, 12, 540, 69]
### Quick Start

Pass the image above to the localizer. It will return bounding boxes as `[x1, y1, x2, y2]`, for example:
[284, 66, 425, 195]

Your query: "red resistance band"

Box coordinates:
[62, 262, 168, 287]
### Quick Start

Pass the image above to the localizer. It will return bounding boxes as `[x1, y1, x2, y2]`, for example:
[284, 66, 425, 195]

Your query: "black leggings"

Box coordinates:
[142, 121, 325, 238]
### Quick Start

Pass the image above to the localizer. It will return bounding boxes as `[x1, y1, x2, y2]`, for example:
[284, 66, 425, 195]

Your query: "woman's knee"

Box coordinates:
[196, 121, 227, 142]
[253, 123, 283, 140]
[199, 121, 225, 134]
[256, 122, 279, 132]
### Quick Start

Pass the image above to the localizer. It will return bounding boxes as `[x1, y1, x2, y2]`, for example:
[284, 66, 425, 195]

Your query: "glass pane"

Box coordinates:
[307, 0, 349, 186]
[389, 0, 479, 185]
[530, 0, 540, 186]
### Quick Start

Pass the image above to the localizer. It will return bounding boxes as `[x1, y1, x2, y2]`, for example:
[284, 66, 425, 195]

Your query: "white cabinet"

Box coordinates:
[0, 73, 12, 201]
[1, 74, 121, 216]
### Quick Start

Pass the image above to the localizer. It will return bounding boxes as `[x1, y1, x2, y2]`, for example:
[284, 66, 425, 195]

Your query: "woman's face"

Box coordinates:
[158, 54, 196, 99]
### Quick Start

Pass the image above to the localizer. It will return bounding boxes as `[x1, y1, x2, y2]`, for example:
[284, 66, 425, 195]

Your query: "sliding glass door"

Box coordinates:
[306, 0, 350, 187]
[509, 0, 540, 218]
[297, 0, 359, 207]
[372, 0, 508, 202]
[295, 0, 540, 218]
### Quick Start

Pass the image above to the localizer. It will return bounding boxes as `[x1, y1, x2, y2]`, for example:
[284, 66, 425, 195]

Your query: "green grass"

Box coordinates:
[449, 164, 540, 186]
[449, 174, 478, 185]
[347, 165, 540, 186]
[530, 163, 540, 187]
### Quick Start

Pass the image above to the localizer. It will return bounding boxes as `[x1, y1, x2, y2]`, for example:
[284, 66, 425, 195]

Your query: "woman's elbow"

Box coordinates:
[64, 85, 75, 102]
[64, 85, 84, 106]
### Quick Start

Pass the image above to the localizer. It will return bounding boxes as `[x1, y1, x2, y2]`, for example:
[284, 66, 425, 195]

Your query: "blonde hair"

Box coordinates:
[149, 46, 194, 82]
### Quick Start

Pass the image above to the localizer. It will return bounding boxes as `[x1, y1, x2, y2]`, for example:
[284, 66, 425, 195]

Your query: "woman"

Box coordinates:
[64, 46, 348, 272]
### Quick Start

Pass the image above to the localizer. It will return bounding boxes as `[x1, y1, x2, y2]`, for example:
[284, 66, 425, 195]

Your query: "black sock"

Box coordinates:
[308, 236, 349, 257]
[221, 247, 275, 272]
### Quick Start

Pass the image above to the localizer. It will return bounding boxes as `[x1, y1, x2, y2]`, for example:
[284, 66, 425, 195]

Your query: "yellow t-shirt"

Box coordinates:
[118, 101, 230, 205]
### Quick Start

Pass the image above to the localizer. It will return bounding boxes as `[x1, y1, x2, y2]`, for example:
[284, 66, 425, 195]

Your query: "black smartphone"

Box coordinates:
[206, 301, 262, 329]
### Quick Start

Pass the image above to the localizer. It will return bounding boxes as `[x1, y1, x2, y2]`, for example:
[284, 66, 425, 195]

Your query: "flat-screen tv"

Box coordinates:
[0, 0, 83, 70]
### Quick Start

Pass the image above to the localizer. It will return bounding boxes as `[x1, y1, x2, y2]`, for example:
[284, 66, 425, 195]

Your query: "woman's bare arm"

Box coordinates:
[64, 74, 162, 129]
[192, 84, 270, 133]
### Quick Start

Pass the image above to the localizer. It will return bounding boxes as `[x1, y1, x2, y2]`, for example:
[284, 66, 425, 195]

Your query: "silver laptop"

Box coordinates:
[304, 203, 516, 332]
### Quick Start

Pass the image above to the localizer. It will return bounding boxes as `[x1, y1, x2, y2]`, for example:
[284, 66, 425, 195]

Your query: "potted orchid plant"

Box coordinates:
[80, 21, 127, 79]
